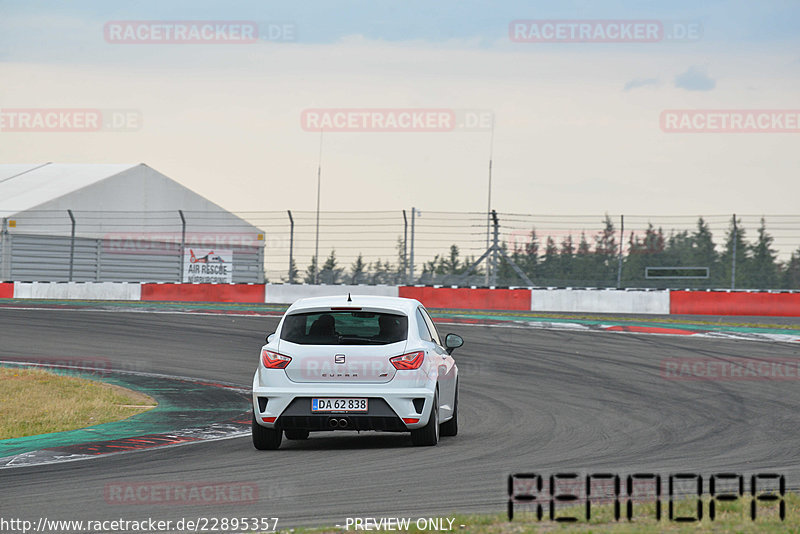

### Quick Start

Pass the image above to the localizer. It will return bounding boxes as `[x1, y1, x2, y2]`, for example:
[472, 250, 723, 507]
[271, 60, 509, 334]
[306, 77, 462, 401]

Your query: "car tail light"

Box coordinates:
[402, 418, 420, 424]
[390, 351, 424, 370]
[261, 349, 291, 369]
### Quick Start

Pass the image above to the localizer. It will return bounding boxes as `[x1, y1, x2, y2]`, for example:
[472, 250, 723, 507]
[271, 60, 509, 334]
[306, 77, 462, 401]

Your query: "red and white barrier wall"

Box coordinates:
[531, 288, 670, 315]
[669, 290, 800, 317]
[1, 282, 799, 317]
[399, 286, 532, 311]
[265, 284, 398, 304]
[140, 283, 264, 303]
[0, 282, 13, 299]
[11, 281, 142, 300]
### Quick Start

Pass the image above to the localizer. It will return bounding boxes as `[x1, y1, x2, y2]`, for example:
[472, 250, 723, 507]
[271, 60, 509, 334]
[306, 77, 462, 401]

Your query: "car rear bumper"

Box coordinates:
[252, 377, 434, 430]
[278, 398, 409, 431]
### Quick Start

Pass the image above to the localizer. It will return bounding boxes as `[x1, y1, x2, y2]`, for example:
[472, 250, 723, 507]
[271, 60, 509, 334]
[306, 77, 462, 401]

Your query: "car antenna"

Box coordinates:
[347, 293, 352, 302]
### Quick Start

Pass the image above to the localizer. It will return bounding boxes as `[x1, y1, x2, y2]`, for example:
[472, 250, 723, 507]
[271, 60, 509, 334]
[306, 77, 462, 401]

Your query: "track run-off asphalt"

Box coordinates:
[1, 306, 799, 528]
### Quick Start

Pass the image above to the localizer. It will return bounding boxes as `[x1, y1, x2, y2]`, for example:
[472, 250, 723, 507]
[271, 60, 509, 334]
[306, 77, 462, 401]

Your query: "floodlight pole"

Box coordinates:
[485, 120, 494, 286]
[731, 213, 737, 290]
[314, 130, 323, 284]
[491, 210, 499, 287]
[616, 214, 624, 288]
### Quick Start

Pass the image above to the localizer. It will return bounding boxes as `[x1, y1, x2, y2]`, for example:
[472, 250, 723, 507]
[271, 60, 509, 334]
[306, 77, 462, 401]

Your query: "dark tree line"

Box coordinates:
[299, 238, 410, 285]
[496, 215, 799, 289]
[294, 215, 800, 289]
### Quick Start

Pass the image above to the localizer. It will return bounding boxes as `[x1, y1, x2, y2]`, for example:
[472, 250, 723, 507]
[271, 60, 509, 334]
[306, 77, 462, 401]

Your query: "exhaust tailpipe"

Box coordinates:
[328, 418, 339, 428]
[338, 418, 349, 428]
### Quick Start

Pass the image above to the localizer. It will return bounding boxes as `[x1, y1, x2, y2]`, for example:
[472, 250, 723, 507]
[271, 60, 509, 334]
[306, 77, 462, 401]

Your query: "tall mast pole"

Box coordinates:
[314, 129, 323, 284]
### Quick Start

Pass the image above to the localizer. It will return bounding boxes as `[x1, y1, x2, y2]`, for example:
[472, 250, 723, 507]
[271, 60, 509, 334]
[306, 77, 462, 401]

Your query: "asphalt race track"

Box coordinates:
[2, 308, 800, 529]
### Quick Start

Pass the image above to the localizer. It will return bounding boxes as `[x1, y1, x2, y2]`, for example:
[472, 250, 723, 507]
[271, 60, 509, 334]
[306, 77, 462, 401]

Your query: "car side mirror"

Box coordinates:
[265, 332, 275, 343]
[444, 333, 463, 354]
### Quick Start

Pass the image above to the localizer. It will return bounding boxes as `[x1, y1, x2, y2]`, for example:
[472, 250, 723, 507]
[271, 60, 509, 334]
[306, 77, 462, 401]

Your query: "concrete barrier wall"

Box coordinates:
[264, 284, 399, 304]
[0, 282, 14, 298]
[531, 289, 670, 315]
[12, 281, 142, 300]
[141, 283, 264, 303]
[399, 286, 532, 311]
[670, 290, 800, 317]
[1, 282, 798, 317]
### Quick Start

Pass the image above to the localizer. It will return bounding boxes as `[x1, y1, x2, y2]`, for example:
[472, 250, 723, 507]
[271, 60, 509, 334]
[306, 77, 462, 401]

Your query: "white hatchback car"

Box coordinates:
[252, 295, 463, 449]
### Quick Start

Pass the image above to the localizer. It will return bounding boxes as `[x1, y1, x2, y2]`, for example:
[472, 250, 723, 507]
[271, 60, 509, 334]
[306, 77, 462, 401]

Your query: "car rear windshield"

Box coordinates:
[280, 311, 408, 345]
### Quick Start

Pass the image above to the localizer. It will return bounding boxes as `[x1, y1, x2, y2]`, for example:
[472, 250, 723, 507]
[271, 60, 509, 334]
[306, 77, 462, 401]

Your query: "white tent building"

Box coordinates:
[0, 163, 264, 282]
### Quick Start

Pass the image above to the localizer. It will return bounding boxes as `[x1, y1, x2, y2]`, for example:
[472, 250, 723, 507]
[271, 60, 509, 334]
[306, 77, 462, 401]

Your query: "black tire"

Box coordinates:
[440, 382, 458, 437]
[252, 413, 282, 450]
[411, 390, 439, 446]
[284, 429, 310, 440]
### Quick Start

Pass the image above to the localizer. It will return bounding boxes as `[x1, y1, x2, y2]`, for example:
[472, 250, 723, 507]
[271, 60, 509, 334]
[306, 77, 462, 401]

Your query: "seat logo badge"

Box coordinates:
[334, 354, 346, 364]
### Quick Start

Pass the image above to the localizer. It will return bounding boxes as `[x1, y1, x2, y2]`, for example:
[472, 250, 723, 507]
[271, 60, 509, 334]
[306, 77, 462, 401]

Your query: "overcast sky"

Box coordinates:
[1, 0, 799, 221]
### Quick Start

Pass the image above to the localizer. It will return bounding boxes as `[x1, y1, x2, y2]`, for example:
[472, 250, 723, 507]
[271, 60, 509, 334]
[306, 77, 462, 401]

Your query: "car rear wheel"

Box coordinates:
[411, 390, 439, 446]
[440, 382, 458, 437]
[284, 429, 310, 440]
[252, 412, 282, 450]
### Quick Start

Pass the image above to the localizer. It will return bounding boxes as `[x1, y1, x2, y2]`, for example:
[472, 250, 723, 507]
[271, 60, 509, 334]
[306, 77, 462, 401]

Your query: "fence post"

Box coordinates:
[178, 210, 186, 282]
[287, 210, 295, 283]
[95, 237, 101, 281]
[0, 218, 10, 281]
[402, 210, 408, 284]
[409, 207, 416, 284]
[616, 214, 624, 288]
[731, 213, 737, 290]
[491, 210, 499, 287]
[67, 210, 76, 282]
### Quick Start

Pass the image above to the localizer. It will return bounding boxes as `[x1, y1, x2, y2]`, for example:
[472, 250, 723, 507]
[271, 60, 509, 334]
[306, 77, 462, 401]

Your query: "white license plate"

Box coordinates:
[311, 398, 368, 412]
